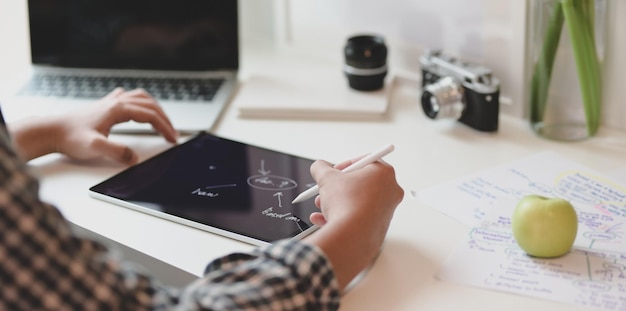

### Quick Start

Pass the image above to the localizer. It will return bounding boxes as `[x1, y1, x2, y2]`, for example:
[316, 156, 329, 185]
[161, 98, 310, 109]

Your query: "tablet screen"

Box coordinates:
[89, 132, 319, 245]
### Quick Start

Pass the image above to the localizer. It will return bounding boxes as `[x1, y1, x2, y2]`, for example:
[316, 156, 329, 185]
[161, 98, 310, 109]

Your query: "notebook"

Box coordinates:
[235, 74, 392, 120]
[8, 0, 239, 133]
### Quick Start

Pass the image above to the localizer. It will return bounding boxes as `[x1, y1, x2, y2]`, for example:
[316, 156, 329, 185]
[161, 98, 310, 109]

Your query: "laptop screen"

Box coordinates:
[27, 0, 239, 71]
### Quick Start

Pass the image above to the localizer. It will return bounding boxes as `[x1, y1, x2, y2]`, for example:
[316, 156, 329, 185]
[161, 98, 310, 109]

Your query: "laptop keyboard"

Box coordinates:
[19, 73, 225, 102]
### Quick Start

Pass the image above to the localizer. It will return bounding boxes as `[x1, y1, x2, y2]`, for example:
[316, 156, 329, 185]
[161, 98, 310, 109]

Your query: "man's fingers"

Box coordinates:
[332, 159, 354, 171]
[110, 88, 175, 132]
[116, 95, 173, 127]
[309, 160, 335, 182]
[309, 212, 327, 226]
[91, 136, 138, 165]
[120, 88, 154, 99]
[113, 102, 178, 143]
[104, 87, 125, 99]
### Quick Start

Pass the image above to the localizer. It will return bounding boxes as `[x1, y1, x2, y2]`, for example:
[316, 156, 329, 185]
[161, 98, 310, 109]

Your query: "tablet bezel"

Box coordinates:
[88, 132, 320, 246]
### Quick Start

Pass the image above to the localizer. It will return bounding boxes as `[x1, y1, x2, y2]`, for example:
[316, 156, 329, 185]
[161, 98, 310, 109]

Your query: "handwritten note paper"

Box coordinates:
[437, 197, 626, 310]
[414, 152, 626, 309]
[415, 152, 626, 226]
[607, 166, 626, 186]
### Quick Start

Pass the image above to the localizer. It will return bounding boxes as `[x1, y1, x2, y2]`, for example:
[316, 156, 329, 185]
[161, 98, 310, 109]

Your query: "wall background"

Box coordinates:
[243, 0, 625, 131]
[1, 1, 624, 130]
[285, 0, 526, 119]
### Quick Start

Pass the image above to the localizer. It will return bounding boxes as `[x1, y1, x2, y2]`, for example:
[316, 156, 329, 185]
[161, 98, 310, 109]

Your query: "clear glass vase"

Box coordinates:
[526, 0, 607, 141]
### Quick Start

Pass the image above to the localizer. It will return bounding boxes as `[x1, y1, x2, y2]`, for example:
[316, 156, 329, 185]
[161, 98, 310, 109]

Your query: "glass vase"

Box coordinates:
[526, 0, 607, 141]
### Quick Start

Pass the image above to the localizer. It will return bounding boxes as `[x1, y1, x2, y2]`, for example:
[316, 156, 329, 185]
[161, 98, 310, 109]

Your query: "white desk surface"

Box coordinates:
[2, 13, 626, 311]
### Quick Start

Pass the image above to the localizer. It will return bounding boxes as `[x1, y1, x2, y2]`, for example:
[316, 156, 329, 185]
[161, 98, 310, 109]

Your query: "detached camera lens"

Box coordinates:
[344, 35, 387, 91]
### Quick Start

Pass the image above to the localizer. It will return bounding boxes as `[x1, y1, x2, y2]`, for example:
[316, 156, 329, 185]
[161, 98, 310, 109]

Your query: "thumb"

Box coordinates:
[91, 136, 139, 165]
[309, 160, 335, 183]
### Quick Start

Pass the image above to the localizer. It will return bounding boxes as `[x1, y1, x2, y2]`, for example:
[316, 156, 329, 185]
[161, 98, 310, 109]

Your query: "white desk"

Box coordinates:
[2, 12, 626, 311]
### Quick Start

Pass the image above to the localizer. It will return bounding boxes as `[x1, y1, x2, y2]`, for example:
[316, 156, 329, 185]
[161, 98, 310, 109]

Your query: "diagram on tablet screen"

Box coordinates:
[187, 156, 310, 232]
[249, 159, 309, 231]
[191, 184, 237, 198]
[90, 132, 319, 244]
[247, 175, 298, 191]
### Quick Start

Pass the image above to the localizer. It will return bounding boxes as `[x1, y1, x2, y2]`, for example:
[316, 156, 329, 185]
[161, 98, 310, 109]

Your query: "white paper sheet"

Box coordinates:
[437, 196, 626, 310]
[414, 151, 626, 309]
[607, 166, 626, 186]
[414, 151, 626, 227]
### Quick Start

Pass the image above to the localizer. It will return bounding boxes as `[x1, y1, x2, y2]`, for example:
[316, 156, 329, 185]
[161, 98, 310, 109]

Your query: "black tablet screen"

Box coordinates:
[90, 132, 318, 244]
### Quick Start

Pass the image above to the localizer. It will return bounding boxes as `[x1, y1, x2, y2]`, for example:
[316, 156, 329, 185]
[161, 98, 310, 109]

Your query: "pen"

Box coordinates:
[291, 144, 395, 204]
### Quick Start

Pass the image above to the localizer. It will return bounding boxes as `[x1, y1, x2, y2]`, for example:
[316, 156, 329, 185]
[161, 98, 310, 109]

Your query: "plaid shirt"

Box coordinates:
[0, 107, 340, 310]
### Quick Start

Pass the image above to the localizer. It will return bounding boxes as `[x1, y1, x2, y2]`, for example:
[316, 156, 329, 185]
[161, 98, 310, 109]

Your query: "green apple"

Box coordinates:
[511, 195, 578, 258]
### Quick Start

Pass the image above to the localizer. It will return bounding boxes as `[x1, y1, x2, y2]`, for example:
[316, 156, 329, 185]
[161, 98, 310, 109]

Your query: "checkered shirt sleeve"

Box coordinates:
[0, 123, 340, 310]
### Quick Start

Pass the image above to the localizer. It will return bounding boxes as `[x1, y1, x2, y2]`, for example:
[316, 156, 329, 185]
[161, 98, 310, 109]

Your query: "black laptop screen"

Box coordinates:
[27, 0, 239, 71]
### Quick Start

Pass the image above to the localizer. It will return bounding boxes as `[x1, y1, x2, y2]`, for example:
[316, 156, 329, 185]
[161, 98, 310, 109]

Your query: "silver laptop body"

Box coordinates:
[11, 0, 239, 133]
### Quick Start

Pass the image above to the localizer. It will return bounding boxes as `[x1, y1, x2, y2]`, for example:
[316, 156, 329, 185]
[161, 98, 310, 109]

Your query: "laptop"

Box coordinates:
[9, 0, 239, 133]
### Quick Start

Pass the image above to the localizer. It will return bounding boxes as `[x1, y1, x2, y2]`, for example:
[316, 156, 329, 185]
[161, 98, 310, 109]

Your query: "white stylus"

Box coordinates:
[291, 144, 395, 204]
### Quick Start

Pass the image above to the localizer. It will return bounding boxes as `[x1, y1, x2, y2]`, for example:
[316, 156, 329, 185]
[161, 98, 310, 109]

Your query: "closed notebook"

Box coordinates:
[235, 74, 392, 120]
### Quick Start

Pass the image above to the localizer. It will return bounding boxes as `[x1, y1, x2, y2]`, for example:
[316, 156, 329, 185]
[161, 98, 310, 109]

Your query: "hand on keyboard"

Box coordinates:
[9, 88, 178, 165]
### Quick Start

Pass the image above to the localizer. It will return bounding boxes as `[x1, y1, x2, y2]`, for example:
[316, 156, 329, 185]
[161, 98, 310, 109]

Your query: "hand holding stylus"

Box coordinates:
[291, 144, 395, 204]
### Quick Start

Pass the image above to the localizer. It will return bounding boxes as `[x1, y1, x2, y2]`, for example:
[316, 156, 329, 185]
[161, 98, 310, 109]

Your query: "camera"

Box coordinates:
[344, 35, 387, 91]
[419, 50, 500, 132]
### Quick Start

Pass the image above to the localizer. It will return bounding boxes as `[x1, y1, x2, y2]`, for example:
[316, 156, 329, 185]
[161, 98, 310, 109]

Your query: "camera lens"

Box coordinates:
[344, 35, 387, 91]
[421, 77, 465, 120]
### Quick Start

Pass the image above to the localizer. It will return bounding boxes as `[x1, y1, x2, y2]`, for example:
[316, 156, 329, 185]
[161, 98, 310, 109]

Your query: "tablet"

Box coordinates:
[89, 132, 320, 246]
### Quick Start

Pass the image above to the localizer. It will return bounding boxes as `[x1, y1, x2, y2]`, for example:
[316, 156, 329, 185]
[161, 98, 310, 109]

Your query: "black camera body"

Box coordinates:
[419, 50, 500, 132]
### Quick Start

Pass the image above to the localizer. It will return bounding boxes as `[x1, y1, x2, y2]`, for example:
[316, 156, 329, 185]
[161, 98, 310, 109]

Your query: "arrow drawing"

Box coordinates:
[274, 192, 283, 207]
[258, 160, 271, 175]
[205, 184, 237, 190]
